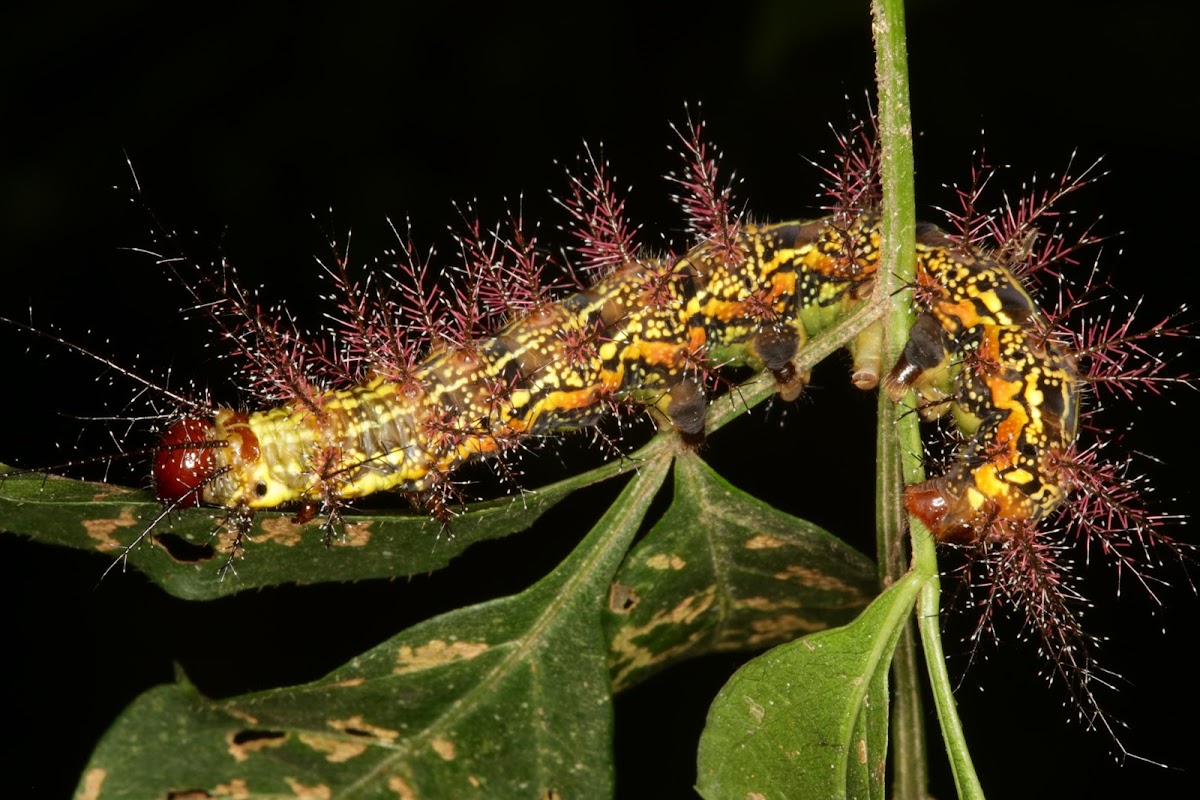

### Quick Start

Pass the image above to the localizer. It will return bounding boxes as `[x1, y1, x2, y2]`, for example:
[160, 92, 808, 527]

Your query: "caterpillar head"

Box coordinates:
[154, 417, 228, 508]
[907, 473, 1051, 542]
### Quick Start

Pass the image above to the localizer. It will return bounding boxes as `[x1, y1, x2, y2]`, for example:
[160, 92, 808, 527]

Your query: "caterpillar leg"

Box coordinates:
[883, 314, 956, 419]
[849, 320, 884, 390]
[663, 377, 708, 446]
[749, 327, 807, 401]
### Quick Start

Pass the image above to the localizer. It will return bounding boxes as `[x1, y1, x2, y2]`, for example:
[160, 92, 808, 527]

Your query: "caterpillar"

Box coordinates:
[149, 209, 1080, 553]
[5, 130, 1188, 776]
[885, 222, 1079, 541]
[154, 214, 884, 525]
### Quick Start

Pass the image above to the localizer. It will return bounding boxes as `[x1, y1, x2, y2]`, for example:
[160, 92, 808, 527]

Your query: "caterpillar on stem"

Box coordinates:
[1, 117, 1190, 762]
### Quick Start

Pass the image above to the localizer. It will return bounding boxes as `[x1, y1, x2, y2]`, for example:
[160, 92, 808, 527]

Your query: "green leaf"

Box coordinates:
[76, 456, 671, 800]
[605, 451, 877, 691]
[695, 569, 922, 800]
[0, 453, 636, 600]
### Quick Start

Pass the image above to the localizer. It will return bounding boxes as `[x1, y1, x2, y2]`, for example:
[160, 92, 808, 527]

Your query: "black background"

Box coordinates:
[2, 1, 1197, 797]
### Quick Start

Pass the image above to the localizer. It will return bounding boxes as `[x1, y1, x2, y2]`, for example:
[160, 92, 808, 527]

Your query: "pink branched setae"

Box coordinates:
[938, 149, 1108, 283]
[227, 299, 328, 408]
[495, 200, 567, 315]
[447, 200, 569, 345]
[313, 221, 429, 390]
[555, 142, 642, 277]
[810, 104, 881, 222]
[936, 146, 999, 247]
[1062, 294, 1193, 406]
[126, 185, 332, 413]
[1035, 255, 1194, 602]
[666, 106, 743, 266]
[987, 153, 1108, 284]
[152, 240, 331, 412]
[309, 215, 433, 392]
[384, 218, 449, 353]
[314, 228, 378, 385]
[949, 525, 1128, 747]
[1049, 441, 1190, 599]
[439, 201, 507, 351]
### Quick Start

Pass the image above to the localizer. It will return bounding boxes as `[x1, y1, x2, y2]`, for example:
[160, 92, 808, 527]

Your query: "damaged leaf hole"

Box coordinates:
[343, 726, 378, 739]
[166, 790, 213, 800]
[231, 729, 287, 746]
[154, 532, 216, 563]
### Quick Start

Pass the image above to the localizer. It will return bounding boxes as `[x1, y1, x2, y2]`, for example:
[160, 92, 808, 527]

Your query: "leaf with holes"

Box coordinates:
[76, 457, 670, 800]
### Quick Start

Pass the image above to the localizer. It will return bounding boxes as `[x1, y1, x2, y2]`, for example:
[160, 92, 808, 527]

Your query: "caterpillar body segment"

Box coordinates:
[886, 224, 1081, 540]
[152, 217, 883, 517]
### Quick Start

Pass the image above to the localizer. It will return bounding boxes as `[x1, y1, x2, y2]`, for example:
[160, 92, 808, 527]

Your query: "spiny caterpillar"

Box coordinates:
[6, 123, 1184, 602]
[887, 222, 1079, 540]
[3, 118, 1190, 773]
[154, 209, 1080, 552]
[146, 129, 1091, 561]
[154, 214, 883, 523]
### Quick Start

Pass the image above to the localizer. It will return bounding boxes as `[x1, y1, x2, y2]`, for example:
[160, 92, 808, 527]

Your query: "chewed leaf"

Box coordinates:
[76, 457, 670, 800]
[0, 451, 637, 600]
[605, 451, 876, 691]
[696, 570, 921, 800]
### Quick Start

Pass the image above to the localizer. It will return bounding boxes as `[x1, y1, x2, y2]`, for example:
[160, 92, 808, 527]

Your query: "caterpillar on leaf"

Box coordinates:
[149, 185, 1090, 560]
[2, 119, 1190, 765]
[151, 216, 884, 528]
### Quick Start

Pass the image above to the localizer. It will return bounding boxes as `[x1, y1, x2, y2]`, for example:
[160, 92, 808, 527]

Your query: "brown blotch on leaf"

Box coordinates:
[644, 553, 686, 570]
[430, 736, 457, 761]
[283, 777, 332, 800]
[394, 639, 489, 674]
[83, 509, 138, 551]
[387, 775, 417, 800]
[772, 563, 860, 593]
[212, 779, 249, 800]
[608, 582, 640, 613]
[743, 533, 786, 549]
[257, 516, 304, 546]
[78, 769, 106, 800]
[336, 520, 373, 547]
[299, 732, 368, 763]
[746, 614, 825, 647]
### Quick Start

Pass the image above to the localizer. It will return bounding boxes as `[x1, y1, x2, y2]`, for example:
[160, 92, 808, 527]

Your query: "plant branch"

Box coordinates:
[873, 1, 985, 797]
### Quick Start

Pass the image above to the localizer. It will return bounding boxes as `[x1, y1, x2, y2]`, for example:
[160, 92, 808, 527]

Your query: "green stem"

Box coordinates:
[869, 3, 927, 800]
[873, 2, 986, 797]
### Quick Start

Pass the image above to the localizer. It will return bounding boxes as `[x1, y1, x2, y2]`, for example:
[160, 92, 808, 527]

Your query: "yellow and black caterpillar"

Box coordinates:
[886, 223, 1079, 540]
[154, 213, 1079, 545]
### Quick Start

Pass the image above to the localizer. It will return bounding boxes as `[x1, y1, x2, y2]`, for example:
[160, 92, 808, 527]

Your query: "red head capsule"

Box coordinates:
[905, 480, 952, 537]
[154, 418, 222, 508]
